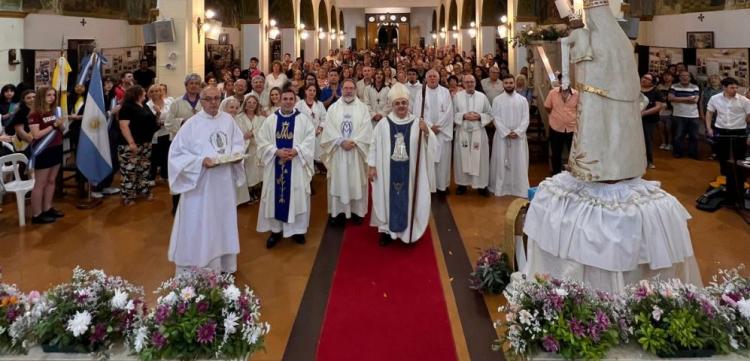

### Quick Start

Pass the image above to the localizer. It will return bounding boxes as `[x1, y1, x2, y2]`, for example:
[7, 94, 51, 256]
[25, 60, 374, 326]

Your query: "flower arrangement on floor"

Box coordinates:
[0, 272, 34, 354]
[498, 274, 628, 360]
[127, 268, 270, 361]
[706, 267, 750, 351]
[624, 278, 731, 357]
[31, 267, 146, 357]
[468, 248, 512, 294]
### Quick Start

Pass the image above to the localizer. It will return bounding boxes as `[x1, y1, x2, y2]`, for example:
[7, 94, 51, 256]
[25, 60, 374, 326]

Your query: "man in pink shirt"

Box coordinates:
[544, 78, 579, 175]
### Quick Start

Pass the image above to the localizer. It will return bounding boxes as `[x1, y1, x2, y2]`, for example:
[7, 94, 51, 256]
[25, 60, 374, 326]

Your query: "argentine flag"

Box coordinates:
[77, 54, 112, 184]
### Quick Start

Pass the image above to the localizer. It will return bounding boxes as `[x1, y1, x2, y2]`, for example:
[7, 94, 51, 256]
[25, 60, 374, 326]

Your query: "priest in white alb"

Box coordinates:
[453, 74, 493, 196]
[256, 87, 316, 248]
[320, 79, 373, 225]
[411, 69, 453, 194]
[167, 86, 246, 274]
[369, 83, 437, 246]
[489, 74, 530, 198]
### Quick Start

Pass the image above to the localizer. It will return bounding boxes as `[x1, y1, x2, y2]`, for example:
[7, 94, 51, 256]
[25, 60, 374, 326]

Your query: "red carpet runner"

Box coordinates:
[315, 218, 459, 361]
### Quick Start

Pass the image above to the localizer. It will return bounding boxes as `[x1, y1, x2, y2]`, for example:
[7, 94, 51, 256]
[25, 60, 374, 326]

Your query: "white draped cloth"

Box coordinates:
[522, 172, 702, 293]
[412, 85, 453, 191]
[368, 112, 437, 243]
[295, 99, 327, 161]
[321, 98, 373, 218]
[453, 90, 493, 188]
[490, 92, 530, 198]
[167, 110, 246, 274]
[256, 110, 316, 237]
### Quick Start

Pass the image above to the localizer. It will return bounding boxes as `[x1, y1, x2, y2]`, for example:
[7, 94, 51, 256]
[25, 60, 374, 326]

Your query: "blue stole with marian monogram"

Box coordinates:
[387, 117, 413, 233]
[274, 109, 297, 222]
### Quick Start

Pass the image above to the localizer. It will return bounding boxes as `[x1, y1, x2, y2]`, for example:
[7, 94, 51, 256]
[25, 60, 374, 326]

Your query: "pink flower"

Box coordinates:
[196, 321, 217, 344]
[542, 335, 560, 352]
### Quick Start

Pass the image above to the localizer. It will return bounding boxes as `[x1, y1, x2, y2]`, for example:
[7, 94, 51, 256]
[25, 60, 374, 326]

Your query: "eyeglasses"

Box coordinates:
[200, 96, 222, 102]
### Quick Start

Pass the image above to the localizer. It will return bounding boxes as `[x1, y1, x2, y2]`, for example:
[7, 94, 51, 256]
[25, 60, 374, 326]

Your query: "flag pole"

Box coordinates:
[75, 52, 103, 210]
[407, 83, 428, 245]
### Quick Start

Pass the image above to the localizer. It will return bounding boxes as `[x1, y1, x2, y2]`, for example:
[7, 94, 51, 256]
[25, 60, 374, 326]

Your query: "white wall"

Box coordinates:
[0, 18, 24, 85]
[640, 9, 750, 48]
[241, 24, 262, 70]
[342, 8, 364, 49]
[23, 14, 143, 50]
[410, 7, 434, 47]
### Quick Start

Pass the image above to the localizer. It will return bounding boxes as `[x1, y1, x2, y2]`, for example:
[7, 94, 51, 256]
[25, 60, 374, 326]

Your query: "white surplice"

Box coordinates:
[368, 112, 437, 243]
[489, 91, 530, 198]
[256, 110, 316, 237]
[453, 90, 493, 189]
[365, 85, 392, 128]
[295, 99, 327, 161]
[234, 112, 265, 202]
[167, 110, 246, 273]
[320, 97, 373, 218]
[412, 85, 453, 191]
[406, 81, 422, 104]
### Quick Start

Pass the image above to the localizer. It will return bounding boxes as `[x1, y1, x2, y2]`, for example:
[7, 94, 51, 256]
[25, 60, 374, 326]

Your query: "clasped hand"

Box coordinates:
[276, 148, 298, 161]
[341, 140, 356, 151]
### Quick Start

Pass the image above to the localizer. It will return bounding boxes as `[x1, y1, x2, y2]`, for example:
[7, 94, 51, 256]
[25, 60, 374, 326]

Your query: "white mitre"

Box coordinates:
[388, 82, 410, 105]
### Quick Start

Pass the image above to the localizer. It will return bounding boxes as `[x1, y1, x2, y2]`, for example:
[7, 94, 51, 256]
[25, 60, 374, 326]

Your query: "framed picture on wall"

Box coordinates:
[687, 31, 714, 49]
[218, 33, 229, 45]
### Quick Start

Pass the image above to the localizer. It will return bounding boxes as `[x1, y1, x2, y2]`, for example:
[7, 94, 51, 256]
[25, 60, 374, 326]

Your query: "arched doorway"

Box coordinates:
[376, 25, 398, 49]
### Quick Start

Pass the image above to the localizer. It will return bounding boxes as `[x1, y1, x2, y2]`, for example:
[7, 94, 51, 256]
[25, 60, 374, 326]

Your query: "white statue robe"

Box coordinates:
[412, 85, 453, 191]
[295, 99, 327, 161]
[320, 98, 373, 218]
[368, 111, 437, 243]
[453, 90, 493, 189]
[490, 92, 530, 198]
[365, 85, 392, 128]
[235, 112, 265, 189]
[167, 110, 246, 273]
[256, 110, 316, 237]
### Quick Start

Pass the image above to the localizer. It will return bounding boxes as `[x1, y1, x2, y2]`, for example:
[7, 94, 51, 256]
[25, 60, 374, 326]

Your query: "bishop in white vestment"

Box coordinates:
[411, 70, 453, 193]
[453, 75, 493, 195]
[369, 83, 437, 246]
[167, 87, 246, 274]
[321, 79, 373, 223]
[256, 88, 316, 247]
[489, 75, 530, 198]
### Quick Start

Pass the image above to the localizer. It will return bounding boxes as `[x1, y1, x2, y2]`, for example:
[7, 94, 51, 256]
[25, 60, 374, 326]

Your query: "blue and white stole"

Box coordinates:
[274, 109, 298, 222]
[387, 117, 413, 233]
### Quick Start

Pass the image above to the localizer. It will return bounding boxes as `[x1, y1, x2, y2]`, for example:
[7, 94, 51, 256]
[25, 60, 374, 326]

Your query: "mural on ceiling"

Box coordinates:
[653, 0, 750, 15]
[19, 0, 155, 22]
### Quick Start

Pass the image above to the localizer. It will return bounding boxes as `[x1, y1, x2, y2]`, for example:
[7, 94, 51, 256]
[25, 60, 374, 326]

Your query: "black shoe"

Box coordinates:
[478, 188, 490, 197]
[328, 214, 344, 226]
[455, 186, 467, 195]
[31, 214, 56, 224]
[292, 234, 306, 245]
[379, 233, 392, 247]
[350, 214, 363, 225]
[43, 207, 65, 218]
[266, 233, 282, 249]
[436, 189, 449, 196]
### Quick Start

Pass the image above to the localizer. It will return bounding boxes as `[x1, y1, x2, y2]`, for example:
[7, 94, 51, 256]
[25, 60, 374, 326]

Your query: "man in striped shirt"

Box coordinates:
[668, 71, 701, 159]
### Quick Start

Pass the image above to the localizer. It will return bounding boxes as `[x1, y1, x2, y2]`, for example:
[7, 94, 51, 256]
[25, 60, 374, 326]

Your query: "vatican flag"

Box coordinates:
[51, 56, 71, 120]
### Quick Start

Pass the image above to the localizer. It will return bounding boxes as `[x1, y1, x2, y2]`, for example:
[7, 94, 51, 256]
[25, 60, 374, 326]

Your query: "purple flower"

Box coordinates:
[5, 305, 18, 322]
[595, 310, 610, 329]
[547, 294, 564, 311]
[151, 331, 167, 349]
[701, 299, 716, 319]
[634, 287, 648, 301]
[588, 324, 602, 342]
[89, 323, 107, 344]
[155, 305, 171, 324]
[542, 335, 560, 352]
[569, 318, 586, 337]
[196, 321, 217, 344]
[177, 302, 188, 315]
[196, 300, 210, 313]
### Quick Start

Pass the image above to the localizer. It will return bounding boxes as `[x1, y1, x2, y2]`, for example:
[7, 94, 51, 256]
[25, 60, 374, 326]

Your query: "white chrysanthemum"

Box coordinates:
[518, 310, 533, 325]
[66, 310, 92, 337]
[730, 337, 740, 350]
[223, 285, 241, 303]
[162, 292, 178, 306]
[554, 288, 568, 297]
[125, 300, 135, 311]
[133, 326, 148, 352]
[737, 299, 750, 319]
[180, 286, 196, 301]
[652, 306, 663, 322]
[224, 312, 239, 335]
[111, 289, 129, 310]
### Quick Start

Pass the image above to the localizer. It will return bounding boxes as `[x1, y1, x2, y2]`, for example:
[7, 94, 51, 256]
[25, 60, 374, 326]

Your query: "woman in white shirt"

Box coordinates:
[265, 61, 288, 91]
[235, 94, 266, 203]
[365, 69, 391, 127]
[146, 84, 173, 184]
[295, 83, 327, 165]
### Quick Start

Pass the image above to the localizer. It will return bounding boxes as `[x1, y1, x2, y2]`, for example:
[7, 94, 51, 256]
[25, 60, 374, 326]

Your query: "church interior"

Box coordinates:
[1, 0, 750, 360]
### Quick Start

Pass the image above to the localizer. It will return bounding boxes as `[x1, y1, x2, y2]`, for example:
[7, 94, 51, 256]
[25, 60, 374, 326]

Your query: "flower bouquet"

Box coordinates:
[32, 267, 146, 356]
[510, 25, 568, 48]
[498, 274, 627, 360]
[624, 278, 731, 357]
[468, 248, 512, 294]
[128, 268, 270, 361]
[0, 272, 35, 354]
[706, 267, 750, 352]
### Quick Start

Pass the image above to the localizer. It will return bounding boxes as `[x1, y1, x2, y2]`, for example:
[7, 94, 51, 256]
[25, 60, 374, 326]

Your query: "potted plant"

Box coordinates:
[127, 268, 270, 361]
[0, 272, 35, 354]
[468, 248, 512, 294]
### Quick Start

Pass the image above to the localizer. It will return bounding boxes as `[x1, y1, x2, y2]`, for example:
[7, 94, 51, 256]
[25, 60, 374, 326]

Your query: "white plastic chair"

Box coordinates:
[0, 153, 35, 226]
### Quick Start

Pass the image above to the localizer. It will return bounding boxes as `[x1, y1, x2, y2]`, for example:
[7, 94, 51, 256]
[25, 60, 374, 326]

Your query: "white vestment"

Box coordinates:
[256, 110, 316, 237]
[295, 99, 327, 161]
[412, 85, 453, 191]
[365, 85, 392, 128]
[453, 90, 493, 188]
[235, 112, 265, 190]
[167, 110, 246, 273]
[490, 92, 530, 198]
[406, 81, 422, 104]
[321, 98, 373, 218]
[368, 112, 437, 243]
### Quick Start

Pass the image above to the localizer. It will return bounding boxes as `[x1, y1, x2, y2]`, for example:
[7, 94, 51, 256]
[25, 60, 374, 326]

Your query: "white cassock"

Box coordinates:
[167, 110, 246, 274]
[295, 99, 327, 161]
[412, 85, 453, 191]
[406, 81, 422, 104]
[320, 97, 373, 218]
[256, 110, 316, 237]
[234, 112, 265, 190]
[365, 85, 391, 128]
[453, 90, 493, 189]
[490, 91, 530, 198]
[368, 111, 437, 243]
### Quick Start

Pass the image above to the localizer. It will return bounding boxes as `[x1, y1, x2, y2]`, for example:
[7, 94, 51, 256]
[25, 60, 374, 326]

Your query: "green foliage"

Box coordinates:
[510, 25, 568, 48]
[468, 248, 512, 294]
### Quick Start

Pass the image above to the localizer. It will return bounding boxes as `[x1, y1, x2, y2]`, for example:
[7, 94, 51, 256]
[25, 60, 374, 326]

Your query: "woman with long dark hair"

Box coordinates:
[118, 85, 158, 205]
[28, 87, 64, 224]
[0, 84, 17, 124]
